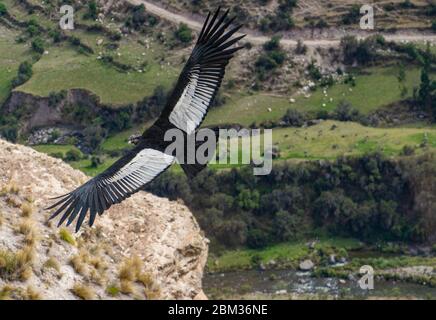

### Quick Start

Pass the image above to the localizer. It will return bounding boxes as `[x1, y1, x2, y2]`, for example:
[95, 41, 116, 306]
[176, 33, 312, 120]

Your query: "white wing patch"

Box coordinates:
[169, 68, 216, 134]
[105, 149, 174, 192]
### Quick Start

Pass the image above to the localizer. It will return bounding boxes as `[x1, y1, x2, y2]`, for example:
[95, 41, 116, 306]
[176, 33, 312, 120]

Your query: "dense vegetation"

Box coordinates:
[147, 153, 436, 249]
[2, 0, 436, 261]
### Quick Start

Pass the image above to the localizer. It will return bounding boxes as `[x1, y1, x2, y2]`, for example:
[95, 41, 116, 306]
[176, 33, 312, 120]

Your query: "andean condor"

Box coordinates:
[47, 8, 245, 231]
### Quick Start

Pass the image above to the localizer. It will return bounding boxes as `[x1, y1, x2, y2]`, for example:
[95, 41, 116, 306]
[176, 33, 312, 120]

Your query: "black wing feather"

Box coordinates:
[47, 146, 174, 231]
[159, 7, 245, 131]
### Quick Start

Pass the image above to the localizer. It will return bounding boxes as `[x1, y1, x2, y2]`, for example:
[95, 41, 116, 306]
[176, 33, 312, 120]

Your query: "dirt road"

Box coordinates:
[127, 0, 436, 47]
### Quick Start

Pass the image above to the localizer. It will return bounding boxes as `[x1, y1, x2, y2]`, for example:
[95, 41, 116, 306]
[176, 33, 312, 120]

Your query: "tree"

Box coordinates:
[31, 37, 45, 54]
[0, 3, 7, 16]
[65, 149, 82, 162]
[85, 1, 98, 20]
[263, 36, 281, 51]
[175, 23, 193, 43]
[417, 43, 436, 119]
[397, 63, 408, 98]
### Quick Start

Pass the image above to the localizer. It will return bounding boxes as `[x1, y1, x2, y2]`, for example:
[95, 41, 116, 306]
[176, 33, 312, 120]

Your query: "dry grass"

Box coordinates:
[24, 286, 41, 300]
[0, 245, 34, 281]
[59, 228, 76, 246]
[118, 256, 160, 298]
[0, 212, 3, 226]
[20, 265, 33, 281]
[70, 249, 107, 284]
[70, 252, 88, 276]
[0, 181, 20, 195]
[120, 280, 134, 294]
[119, 255, 142, 282]
[20, 202, 34, 217]
[89, 256, 107, 272]
[43, 257, 61, 273]
[0, 285, 14, 300]
[71, 284, 95, 300]
[89, 269, 105, 286]
[18, 219, 38, 246]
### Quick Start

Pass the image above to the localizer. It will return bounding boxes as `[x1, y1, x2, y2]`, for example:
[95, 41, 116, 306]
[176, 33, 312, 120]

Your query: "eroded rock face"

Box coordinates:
[0, 139, 208, 299]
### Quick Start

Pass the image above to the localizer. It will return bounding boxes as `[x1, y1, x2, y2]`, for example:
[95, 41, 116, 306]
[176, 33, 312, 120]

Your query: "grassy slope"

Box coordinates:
[0, 25, 32, 105]
[207, 237, 362, 272]
[17, 43, 177, 105]
[271, 120, 436, 160]
[1, 0, 179, 106]
[204, 66, 423, 127]
[50, 120, 436, 175]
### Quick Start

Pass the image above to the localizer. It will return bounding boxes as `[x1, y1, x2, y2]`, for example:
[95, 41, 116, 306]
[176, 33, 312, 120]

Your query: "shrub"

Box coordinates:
[424, 4, 436, 17]
[342, 5, 360, 25]
[84, 1, 98, 20]
[49, 152, 64, 159]
[31, 37, 45, 54]
[119, 256, 142, 282]
[90, 156, 102, 168]
[282, 108, 306, 127]
[401, 145, 415, 156]
[316, 19, 328, 28]
[71, 284, 95, 300]
[263, 36, 281, 51]
[0, 246, 34, 281]
[333, 101, 360, 121]
[432, 20, 436, 32]
[43, 257, 60, 272]
[0, 3, 7, 16]
[255, 36, 286, 79]
[59, 228, 76, 246]
[125, 4, 154, 30]
[246, 229, 269, 249]
[295, 39, 307, 54]
[307, 61, 322, 80]
[175, 23, 193, 43]
[11, 61, 32, 87]
[64, 149, 82, 162]
[106, 284, 120, 296]
[21, 202, 33, 217]
[49, 29, 62, 43]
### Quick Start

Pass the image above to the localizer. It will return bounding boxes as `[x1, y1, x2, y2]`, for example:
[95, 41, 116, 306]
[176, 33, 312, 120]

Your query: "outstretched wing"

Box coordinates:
[47, 147, 174, 232]
[160, 8, 245, 134]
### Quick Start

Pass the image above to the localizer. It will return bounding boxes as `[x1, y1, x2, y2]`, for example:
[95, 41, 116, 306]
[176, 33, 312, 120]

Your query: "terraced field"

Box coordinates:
[17, 43, 177, 105]
[0, 25, 33, 104]
[204, 65, 424, 127]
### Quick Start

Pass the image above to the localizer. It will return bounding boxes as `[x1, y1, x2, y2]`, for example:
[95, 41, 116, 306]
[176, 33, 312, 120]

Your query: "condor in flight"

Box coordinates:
[47, 8, 245, 231]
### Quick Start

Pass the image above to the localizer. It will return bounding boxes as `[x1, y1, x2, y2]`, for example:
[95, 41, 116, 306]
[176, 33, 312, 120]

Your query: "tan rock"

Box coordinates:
[0, 139, 208, 300]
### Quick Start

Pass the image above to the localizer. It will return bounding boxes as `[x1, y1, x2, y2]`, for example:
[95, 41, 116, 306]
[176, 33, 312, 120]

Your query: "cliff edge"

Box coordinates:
[0, 139, 208, 300]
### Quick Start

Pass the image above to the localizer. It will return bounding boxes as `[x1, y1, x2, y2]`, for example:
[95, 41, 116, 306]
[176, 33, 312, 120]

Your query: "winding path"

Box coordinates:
[128, 0, 436, 47]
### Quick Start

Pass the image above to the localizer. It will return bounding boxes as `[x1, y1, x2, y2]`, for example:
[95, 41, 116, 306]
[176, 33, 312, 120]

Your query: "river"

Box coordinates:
[203, 269, 436, 300]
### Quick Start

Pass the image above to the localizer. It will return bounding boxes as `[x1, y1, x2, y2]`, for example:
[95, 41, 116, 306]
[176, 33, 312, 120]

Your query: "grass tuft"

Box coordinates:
[43, 257, 61, 272]
[0, 285, 13, 300]
[59, 228, 76, 246]
[106, 284, 120, 297]
[71, 284, 95, 300]
[0, 245, 34, 281]
[118, 255, 142, 282]
[20, 202, 34, 217]
[24, 286, 41, 300]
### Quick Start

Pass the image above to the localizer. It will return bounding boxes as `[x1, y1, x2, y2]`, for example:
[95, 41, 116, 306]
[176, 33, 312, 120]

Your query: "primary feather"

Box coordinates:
[47, 7, 245, 231]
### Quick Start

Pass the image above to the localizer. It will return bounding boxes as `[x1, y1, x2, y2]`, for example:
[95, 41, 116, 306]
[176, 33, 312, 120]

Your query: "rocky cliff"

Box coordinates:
[0, 138, 208, 300]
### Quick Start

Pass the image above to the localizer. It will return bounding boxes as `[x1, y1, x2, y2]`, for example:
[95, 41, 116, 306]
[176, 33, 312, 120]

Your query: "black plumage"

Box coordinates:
[47, 7, 245, 232]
